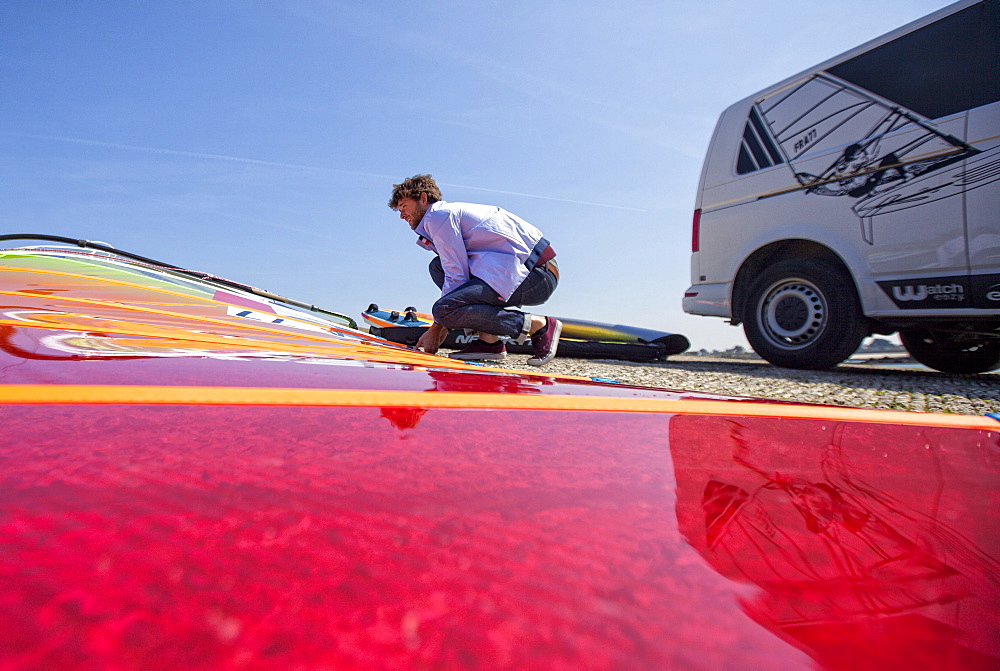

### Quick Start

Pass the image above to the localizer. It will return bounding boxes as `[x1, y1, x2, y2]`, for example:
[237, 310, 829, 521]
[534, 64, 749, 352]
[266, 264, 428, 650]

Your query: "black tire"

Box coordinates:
[899, 328, 1000, 374]
[742, 259, 867, 370]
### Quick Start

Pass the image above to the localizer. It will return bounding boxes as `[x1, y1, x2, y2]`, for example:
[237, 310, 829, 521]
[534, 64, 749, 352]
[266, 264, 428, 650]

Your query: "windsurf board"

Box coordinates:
[363, 304, 690, 362]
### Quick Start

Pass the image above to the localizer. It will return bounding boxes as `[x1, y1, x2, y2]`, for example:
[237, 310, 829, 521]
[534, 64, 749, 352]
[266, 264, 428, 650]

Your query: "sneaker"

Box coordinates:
[527, 317, 562, 366]
[449, 339, 507, 361]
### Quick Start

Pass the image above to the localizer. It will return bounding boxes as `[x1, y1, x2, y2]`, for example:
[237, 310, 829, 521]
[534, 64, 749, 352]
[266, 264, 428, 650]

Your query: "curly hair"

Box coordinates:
[388, 174, 443, 209]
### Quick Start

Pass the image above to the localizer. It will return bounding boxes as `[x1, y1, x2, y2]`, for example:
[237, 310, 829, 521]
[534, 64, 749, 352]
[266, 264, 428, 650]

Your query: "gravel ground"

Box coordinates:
[489, 354, 1000, 416]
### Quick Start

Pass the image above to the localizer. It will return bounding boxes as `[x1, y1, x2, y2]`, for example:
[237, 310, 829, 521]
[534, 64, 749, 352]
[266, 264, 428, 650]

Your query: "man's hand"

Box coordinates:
[416, 323, 449, 355]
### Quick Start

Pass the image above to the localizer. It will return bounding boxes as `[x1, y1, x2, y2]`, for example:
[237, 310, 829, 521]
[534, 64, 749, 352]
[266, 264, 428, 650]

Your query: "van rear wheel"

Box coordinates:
[899, 328, 1000, 374]
[743, 259, 867, 370]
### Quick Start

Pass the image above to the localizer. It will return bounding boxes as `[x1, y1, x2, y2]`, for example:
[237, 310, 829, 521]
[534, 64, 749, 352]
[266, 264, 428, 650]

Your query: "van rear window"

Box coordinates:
[736, 107, 785, 174]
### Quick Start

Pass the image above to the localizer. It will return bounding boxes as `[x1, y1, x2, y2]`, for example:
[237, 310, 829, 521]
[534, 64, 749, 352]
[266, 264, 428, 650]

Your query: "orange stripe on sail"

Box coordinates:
[1, 384, 996, 430]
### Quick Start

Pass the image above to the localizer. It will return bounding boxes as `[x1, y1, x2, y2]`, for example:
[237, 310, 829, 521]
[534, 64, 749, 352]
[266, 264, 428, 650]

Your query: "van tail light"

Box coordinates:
[691, 209, 701, 252]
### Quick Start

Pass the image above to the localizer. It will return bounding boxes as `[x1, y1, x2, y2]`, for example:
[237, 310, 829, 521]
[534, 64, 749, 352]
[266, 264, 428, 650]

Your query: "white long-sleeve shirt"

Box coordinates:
[413, 201, 547, 301]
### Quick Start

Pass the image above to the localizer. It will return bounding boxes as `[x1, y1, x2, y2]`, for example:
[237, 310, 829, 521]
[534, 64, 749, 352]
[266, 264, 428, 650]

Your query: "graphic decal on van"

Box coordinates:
[753, 74, 1000, 245]
[878, 273, 1000, 309]
[974, 274, 1000, 308]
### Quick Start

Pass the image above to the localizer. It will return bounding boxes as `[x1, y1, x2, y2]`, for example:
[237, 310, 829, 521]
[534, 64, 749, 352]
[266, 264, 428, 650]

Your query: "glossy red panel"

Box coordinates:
[669, 415, 1000, 669]
[2, 248, 998, 668]
[3, 405, 997, 668]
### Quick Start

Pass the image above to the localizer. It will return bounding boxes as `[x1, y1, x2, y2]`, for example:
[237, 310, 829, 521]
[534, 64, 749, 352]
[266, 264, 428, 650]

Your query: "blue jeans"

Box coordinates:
[428, 256, 558, 338]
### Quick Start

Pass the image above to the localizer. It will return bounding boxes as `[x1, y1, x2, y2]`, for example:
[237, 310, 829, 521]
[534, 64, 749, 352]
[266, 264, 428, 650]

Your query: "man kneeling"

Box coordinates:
[389, 174, 562, 365]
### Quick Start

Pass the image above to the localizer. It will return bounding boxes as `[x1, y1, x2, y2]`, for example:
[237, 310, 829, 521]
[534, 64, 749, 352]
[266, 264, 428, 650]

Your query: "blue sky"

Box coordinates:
[0, 0, 954, 350]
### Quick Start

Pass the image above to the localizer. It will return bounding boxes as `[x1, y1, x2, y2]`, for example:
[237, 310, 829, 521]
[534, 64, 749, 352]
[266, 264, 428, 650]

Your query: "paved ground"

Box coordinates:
[490, 354, 1000, 416]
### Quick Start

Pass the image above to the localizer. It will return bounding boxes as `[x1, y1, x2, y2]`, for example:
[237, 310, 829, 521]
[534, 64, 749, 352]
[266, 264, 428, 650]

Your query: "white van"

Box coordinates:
[683, 0, 999, 373]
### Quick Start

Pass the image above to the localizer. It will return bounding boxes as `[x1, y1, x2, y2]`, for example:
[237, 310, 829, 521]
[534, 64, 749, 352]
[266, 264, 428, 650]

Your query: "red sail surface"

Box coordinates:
[1, 248, 997, 669]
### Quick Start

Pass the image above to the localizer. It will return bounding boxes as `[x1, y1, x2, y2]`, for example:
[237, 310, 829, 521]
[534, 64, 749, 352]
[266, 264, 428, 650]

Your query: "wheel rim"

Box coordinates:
[757, 278, 827, 349]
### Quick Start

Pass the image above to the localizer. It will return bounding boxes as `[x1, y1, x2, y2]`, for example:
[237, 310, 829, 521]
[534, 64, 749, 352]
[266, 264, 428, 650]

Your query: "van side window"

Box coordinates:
[736, 107, 785, 174]
[828, 0, 999, 119]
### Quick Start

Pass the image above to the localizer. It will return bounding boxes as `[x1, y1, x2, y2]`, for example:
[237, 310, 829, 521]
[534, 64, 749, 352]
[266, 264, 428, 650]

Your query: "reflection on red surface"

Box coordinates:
[1, 405, 814, 669]
[379, 406, 428, 431]
[671, 415, 1000, 669]
[2, 405, 996, 668]
[2, 248, 999, 668]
